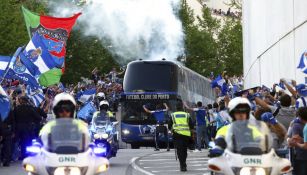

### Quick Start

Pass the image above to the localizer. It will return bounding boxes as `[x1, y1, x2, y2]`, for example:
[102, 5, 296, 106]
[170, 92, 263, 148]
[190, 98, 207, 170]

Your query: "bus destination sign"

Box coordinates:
[125, 94, 170, 100]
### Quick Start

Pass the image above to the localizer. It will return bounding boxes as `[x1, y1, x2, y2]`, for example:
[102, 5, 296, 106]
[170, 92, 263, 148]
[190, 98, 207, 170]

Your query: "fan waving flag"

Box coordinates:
[26, 86, 45, 107]
[211, 75, 228, 96]
[297, 51, 307, 74]
[211, 75, 225, 88]
[78, 88, 97, 103]
[5, 47, 40, 88]
[22, 6, 81, 69]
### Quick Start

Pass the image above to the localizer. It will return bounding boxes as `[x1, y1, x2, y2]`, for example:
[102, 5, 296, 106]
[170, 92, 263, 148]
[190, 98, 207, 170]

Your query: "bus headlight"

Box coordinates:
[122, 129, 130, 135]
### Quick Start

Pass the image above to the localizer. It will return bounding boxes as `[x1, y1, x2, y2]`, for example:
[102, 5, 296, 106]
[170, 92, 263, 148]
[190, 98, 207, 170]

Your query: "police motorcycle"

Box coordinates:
[23, 118, 110, 175]
[208, 120, 292, 175]
[90, 112, 119, 159]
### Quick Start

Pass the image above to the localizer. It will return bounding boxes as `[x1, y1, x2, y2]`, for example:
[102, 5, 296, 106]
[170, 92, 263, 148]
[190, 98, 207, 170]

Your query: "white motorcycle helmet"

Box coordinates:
[52, 93, 77, 119]
[96, 92, 106, 100]
[228, 97, 251, 121]
[99, 100, 109, 111]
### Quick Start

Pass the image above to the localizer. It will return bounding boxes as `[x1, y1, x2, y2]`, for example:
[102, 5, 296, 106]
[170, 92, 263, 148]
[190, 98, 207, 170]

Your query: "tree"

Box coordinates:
[179, 2, 243, 77]
[0, 0, 46, 55]
[217, 19, 243, 75]
[62, 29, 119, 84]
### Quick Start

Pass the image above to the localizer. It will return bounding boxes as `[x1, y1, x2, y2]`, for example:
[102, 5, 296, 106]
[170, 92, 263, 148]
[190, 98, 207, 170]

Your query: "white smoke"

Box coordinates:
[48, 0, 185, 64]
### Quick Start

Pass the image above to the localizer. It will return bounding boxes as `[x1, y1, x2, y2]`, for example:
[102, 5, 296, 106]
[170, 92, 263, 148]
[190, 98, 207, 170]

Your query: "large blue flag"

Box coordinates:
[211, 75, 228, 96]
[297, 51, 307, 74]
[22, 32, 57, 76]
[211, 75, 225, 88]
[0, 86, 10, 121]
[5, 47, 40, 88]
[77, 102, 96, 122]
[78, 88, 96, 103]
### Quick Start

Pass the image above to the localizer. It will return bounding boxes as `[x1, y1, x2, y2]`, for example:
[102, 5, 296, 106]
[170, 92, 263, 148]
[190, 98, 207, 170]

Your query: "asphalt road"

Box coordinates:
[128, 150, 210, 175]
[0, 149, 210, 175]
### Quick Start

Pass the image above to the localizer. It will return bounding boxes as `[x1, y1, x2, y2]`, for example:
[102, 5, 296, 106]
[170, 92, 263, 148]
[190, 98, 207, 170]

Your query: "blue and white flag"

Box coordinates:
[26, 86, 45, 107]
[23, 32, 57, 76]
[0, 85, 10, 121]
[77, 101, 96, 121]
[78, 88, 96, 103]
[211, 75, 225, 88]
[0, 56, 10, 77]
[5, 47, 40, 88]
[297, 51, 307, 74]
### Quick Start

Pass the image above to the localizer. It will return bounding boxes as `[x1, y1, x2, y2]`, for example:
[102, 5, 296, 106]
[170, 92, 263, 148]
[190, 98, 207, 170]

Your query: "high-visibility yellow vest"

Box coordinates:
[215, 124, 262, 139]
[39, 119, 88, 136]
[93, 111, 114, 118]
[171, 111, 191, 137]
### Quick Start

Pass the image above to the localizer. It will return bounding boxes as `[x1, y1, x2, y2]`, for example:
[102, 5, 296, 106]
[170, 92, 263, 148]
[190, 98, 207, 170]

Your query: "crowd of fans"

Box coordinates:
[192, 74, 307, 174]
[0, 67, 123, 167]
[1, 65, 307, 174]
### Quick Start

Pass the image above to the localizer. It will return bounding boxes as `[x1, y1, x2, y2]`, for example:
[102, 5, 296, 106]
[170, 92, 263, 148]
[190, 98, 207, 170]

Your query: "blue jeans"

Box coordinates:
[196, 125, 209, 150]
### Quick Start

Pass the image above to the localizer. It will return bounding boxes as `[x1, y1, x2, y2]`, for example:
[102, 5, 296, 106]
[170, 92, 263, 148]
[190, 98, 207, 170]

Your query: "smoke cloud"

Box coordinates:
[48, 0, 185, 64]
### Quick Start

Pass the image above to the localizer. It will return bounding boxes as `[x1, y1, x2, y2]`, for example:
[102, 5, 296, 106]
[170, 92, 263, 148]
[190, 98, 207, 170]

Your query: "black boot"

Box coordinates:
[180, 166, 187, 172]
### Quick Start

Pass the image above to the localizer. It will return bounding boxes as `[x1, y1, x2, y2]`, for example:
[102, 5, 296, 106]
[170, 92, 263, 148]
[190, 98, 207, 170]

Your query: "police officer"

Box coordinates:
[168, 101, 193, 172]
[143, 103, 170, 151]
[92, 100, 116, 122]
[39, 93, 89, 146]
[210, 97, 262, 156]
[95, 92, 106, 109]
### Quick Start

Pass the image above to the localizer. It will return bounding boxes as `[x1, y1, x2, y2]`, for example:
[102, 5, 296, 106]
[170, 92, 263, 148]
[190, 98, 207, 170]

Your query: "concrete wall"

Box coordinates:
[243, 0, 307, 88]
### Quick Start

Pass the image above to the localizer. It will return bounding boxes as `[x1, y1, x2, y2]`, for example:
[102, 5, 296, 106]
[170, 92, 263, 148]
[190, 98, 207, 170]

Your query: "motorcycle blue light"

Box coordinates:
[93, 147, 107, 155]
[26, 146, 41, 154]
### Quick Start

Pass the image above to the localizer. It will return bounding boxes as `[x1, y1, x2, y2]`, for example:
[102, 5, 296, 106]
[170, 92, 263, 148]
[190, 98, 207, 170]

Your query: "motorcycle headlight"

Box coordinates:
[96, 164, 109, 173]
[102, 133, 109, 139]
[24, 164, 35, 173]
[232, 167, 270, 175]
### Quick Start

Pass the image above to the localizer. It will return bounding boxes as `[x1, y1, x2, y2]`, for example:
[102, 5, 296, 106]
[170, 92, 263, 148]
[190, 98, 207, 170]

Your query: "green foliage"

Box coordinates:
[179, 1, 243, 76]
[0, 0, 242, 84]
[0, 0, 45, 55]
[217, 19, 243, 75]
[62, 29, 119, 84]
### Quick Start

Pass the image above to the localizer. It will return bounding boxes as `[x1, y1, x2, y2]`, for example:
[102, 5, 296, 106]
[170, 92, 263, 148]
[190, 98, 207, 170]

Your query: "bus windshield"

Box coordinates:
[121, 100, 176, 125]
[124, 62, 177, 92]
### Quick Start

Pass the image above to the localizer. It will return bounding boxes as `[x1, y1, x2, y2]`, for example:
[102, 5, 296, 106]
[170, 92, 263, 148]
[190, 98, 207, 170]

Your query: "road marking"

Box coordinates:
[143, 164, 207, 169]
[140, 160, 208, 165]
[140, 157, 209, 161]
[130, 157, 155, 175]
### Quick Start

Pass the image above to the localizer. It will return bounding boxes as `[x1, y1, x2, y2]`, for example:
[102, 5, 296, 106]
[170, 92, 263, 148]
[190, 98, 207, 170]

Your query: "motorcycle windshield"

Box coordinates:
[226, 120, 273, 155]
[49, 119, 85, 154]
[94, 116, 110, 127]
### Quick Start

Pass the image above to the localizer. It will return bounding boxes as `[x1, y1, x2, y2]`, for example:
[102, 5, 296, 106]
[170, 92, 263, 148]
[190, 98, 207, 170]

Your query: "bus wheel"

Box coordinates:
[131, 143, 140, 149]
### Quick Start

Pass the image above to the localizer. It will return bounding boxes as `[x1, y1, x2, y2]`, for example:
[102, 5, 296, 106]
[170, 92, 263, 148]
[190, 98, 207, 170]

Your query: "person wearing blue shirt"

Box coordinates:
[184, 101, 209, 151]
[143, 103, 169, 151]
